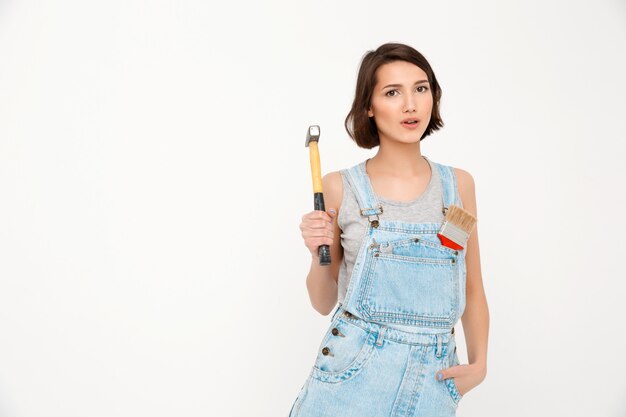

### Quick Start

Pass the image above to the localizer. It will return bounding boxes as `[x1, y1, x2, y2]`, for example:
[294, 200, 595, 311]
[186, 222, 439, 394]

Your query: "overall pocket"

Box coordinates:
[444, 340, 463, 405]
[357, 235, 459, 326]
[311, 318, 376, 383]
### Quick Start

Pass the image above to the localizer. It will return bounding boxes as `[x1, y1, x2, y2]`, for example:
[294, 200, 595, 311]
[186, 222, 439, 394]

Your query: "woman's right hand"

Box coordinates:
[300, 208, 337, 260]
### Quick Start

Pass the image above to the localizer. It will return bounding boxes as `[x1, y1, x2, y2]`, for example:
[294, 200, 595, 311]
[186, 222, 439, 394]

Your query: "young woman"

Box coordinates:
[290, 43, 489, 417]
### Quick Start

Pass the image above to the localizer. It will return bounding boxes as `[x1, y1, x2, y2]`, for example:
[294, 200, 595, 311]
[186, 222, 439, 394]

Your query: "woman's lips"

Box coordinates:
[401, 121, 420, 129]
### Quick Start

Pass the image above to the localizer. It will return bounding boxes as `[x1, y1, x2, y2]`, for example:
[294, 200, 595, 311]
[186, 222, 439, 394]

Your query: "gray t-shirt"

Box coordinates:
[337, 155, 446, 305]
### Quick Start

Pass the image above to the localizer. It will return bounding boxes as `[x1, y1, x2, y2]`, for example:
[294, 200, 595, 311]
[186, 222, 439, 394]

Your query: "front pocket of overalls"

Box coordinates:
[311, 318, 375, 383]
[358, 237, 458, 324]
[385, 236, 460, 259]
[444, 345, 463, 404]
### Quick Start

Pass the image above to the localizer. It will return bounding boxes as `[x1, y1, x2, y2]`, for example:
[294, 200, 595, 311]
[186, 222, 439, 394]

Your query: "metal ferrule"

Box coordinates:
[439, 220, 470, 247]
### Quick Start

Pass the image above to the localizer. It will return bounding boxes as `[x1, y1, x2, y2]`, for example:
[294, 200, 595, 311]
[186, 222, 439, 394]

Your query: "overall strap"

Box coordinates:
[340, 161, 383, 224]
[434, 162, 463, 212]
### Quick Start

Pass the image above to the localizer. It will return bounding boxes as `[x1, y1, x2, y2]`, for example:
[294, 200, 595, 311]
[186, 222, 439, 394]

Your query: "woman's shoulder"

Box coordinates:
[452, 166, 475, 188]
[322, 169, 346, 185]
[451, 166, 476, 214]
[321, 170, 345, 207]
[429, 157, 475, 191]
[322, 161, 362, 200]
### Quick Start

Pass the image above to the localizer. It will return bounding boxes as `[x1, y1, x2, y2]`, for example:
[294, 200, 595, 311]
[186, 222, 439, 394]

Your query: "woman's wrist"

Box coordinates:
[469, 361, 487, 379]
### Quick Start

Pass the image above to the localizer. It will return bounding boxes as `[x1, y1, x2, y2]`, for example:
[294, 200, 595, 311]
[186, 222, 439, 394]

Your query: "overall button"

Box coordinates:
[343, 311, 354, 318]
[331, 327, 345, 337]
[321, 347, 333, 356]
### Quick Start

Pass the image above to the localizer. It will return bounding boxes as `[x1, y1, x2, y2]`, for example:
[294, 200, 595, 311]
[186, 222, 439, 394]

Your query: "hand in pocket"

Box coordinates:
[436, 362, 486, 397]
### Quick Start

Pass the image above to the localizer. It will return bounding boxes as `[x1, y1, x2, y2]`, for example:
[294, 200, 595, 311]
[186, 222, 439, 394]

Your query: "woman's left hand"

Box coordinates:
[436, 362, 486, 397]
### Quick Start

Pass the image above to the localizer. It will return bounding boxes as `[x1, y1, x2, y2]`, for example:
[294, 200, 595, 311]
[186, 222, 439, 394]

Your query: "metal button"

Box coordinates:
[455, 250, 459, 255]
[343, 311, 353, 318]
[371, 220, 379, 228]
[413, 238, 419, 242]
[451, 259, 456, 264]
[374, 253, 379, 257]
[322, 347, 331, 356]
[331, 327, 345, 337]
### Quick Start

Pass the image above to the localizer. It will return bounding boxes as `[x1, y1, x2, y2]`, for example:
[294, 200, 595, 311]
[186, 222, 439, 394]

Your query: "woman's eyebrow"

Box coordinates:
[381, 80, 429, 90]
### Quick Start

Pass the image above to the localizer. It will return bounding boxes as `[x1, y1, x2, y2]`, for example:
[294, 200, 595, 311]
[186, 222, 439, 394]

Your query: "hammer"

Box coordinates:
[304, 125, 331, 266]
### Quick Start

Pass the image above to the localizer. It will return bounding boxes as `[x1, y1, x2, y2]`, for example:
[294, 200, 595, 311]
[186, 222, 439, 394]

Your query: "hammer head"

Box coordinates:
[304, 125, 320, 147]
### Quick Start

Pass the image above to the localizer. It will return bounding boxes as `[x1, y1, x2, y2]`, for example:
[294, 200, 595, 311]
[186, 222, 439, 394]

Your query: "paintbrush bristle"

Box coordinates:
[445, 204, 477, 233]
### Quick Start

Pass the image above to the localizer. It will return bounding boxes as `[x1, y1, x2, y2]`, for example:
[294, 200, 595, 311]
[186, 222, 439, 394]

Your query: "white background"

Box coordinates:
[1, 1, 625, 416]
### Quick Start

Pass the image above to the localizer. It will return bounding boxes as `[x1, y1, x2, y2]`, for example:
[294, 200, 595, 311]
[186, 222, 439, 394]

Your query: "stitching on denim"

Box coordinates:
[361, 300, 455, 322]
[365, 307, 454, 324]
[363, 306, 454, 327]
[388, 236, 460, 256]
[357, 249, 456, 326]
[450, 166, 463, 208]
[389, 346, 412, 417]
[337, 170, 349, 232]
[354, 244, 375, 317]
[311, 331, 376, 383]
[341, 222, 372, 311]
[358, 160, 382, 211]
[341, 315, 452, 346]
[375, 253, 455, 265]
[446, 377, 462, 403]
[312, 329, 372, 376]
[313, 313, 344, 358]
[377, 225, 441, 234]
[345, 165, 369, 214]
[403, 346, 420, 415]
[406, 345, 427, 414]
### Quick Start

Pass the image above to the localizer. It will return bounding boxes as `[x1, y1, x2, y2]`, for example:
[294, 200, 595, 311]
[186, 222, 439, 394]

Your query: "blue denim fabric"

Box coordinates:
[289, 160, 465, 417]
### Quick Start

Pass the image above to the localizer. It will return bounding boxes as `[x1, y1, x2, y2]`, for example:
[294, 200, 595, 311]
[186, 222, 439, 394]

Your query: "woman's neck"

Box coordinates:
[367, 146, 427, 178]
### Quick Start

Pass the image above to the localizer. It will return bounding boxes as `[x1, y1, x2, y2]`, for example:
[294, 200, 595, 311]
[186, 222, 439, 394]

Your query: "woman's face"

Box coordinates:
[367, 60, 433, 145]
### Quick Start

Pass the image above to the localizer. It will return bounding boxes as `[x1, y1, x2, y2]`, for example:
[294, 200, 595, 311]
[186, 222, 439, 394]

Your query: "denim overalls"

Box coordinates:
[289, 159, 466, 417]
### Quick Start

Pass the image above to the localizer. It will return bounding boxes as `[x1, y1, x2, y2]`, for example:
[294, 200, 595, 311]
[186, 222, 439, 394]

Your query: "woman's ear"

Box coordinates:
[367, 107, 374, 118]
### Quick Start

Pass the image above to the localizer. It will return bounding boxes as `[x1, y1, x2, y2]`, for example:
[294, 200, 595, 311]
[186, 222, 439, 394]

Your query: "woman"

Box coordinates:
[291, 43, 489, 417]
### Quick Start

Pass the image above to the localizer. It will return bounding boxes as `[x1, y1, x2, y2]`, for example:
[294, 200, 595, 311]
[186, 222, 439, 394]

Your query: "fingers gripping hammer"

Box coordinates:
[305, 125, 331, 266]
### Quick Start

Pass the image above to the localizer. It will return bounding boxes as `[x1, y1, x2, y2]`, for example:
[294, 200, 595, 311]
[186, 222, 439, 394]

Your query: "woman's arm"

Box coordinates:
[304, 171, 345, 316]
[456, 167, 489, 378]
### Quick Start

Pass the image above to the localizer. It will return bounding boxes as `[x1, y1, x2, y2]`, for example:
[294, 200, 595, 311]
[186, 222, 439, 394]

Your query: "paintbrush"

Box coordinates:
[437, 204, 477, 251]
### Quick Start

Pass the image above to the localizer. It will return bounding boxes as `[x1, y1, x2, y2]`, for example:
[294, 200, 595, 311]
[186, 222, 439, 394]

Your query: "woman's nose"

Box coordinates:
[403, 96, 416, 112]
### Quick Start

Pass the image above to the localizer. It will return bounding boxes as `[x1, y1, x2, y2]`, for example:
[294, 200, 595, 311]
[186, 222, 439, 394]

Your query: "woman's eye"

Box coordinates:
[385, 86, 428, 97]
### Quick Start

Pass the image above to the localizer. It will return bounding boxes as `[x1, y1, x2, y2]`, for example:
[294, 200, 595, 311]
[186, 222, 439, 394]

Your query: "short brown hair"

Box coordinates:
[344, 43, 444, 148]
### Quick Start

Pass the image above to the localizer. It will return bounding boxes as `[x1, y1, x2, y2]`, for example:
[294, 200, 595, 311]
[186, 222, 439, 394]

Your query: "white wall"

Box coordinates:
[1, 1, 625, 416]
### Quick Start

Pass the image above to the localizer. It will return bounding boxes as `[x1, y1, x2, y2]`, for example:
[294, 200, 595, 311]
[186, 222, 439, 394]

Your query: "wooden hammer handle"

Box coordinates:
[307, 141, 331, 265]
